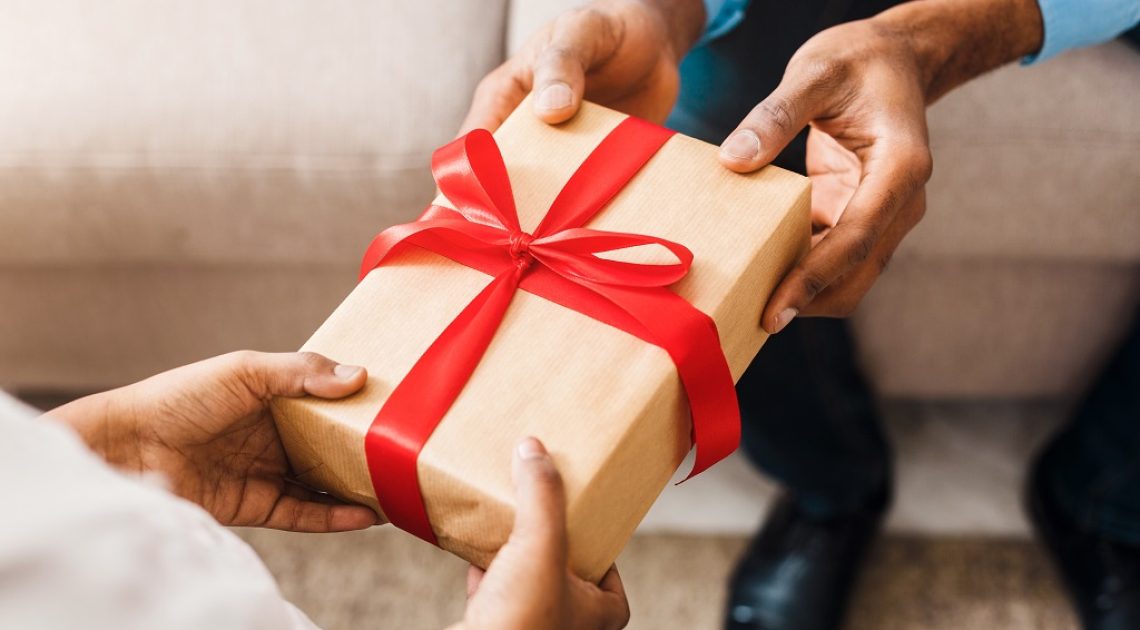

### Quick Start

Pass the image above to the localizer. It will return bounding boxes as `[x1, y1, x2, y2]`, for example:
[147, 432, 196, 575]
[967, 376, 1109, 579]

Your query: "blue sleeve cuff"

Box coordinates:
[697, 0, 749, 47]
[1024, 0, 1140, 64]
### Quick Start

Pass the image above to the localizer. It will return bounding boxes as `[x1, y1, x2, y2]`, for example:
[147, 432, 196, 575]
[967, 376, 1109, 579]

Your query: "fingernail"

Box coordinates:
[536, 82, 573, 111]
[516, 436, 547, 460]
[721, 130, 761, 161]
[772, 308, 798, 334]
[334, 364, 363, 379]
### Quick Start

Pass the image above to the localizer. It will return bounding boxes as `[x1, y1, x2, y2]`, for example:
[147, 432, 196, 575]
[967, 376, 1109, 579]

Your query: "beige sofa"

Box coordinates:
[2, 0, 1138, 404]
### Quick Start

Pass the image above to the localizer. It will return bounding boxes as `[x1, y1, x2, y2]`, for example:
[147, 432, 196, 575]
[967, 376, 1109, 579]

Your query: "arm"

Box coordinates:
[47, 351, 380, 532]
[0, 391, 319, 630]
[717, 0, 1046, 331]
[465, 0, 1042, 329]
[44, 358, 629, 629]
[894, 0, 1046, 102]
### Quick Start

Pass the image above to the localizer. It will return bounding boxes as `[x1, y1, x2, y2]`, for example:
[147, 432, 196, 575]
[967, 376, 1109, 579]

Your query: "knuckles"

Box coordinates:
[755, 96, 798, 136]
[906, 145, 934, 185]
[797, 267, 830, 300]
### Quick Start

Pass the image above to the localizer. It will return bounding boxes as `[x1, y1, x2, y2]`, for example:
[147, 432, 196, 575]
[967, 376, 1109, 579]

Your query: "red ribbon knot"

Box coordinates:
[508, 231, 534, 270]
[357, 116, 741, 546]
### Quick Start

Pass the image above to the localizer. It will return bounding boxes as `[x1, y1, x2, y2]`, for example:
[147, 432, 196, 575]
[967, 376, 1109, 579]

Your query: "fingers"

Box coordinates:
[507, 437, 568, 571]
[719, 76, 820, 173]
[226, 351, 368, 401]
[762, 143, 931, 331]
[597, 565, 625, 596]
[262, 493, 380, 533]
[595, 566, 631, 630]
[565, 564, 630, 630]
[803, 189, 925, 317]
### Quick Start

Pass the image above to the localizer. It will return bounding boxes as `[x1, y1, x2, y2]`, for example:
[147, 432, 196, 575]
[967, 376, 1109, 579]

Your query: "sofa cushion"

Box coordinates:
[908, 42, 1140, 264]
[853, 258, 1140, 398]
[0, 0, 508, 266]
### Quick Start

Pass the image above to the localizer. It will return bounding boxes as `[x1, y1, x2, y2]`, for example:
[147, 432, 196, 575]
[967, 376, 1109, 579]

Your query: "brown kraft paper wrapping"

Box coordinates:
[271, 99, 811, 581]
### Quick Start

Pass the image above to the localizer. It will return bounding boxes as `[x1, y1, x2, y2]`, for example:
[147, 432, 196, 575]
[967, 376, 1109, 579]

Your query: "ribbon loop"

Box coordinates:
[532, 228, 693, 287]
[432, 130, 521, 232]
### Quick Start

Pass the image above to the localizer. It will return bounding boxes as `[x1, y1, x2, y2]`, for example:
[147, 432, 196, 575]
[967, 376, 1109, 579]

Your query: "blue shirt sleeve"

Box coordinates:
[1024, 0, 1140, 63]
[698, 0, 750, 47]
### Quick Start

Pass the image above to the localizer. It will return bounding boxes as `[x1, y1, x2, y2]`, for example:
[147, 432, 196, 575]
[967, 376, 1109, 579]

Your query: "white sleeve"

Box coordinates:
[0, 392, 319, 630]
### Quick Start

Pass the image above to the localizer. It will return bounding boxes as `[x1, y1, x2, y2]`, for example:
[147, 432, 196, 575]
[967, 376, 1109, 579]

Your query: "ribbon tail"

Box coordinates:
[366, 267, 522, 543]
[583, 283, 741, 481]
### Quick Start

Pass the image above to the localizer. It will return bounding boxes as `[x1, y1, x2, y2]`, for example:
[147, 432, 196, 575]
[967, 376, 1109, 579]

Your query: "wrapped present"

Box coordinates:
[271, 99, 810, 581]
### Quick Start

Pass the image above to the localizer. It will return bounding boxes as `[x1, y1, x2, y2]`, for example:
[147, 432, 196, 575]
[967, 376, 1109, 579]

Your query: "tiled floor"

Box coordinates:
[238, 527, 1079, 630]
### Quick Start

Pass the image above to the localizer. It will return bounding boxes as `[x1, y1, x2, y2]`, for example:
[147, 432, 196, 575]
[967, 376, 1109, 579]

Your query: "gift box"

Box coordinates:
[271, 99, 810, 581]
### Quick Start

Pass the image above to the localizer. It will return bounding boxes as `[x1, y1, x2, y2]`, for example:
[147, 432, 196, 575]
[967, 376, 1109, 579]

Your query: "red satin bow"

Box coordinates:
[359, 116, 740, 545]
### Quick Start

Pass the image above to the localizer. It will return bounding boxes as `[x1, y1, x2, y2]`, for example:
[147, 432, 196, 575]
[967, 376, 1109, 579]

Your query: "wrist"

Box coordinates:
[47, 390, 143, 471]
[873, 0, 1044, 102]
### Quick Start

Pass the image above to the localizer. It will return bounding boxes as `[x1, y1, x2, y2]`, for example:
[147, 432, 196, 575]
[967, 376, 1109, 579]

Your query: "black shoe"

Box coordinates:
[724, 488, 888, 630]
[1028, 458, 1140, 630]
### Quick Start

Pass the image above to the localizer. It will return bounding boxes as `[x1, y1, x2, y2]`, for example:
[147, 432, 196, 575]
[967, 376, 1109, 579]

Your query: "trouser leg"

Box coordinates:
[1039, 307, 1140, 545]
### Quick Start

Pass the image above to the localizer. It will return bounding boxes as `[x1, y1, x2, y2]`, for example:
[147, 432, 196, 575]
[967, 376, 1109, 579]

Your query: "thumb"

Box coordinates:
[719, 77, 819, 173]
[506, 437, 568, 568]
[229, 351, 368, 401]
[530, 7, 626, 125]
[528, 35, 589, 124]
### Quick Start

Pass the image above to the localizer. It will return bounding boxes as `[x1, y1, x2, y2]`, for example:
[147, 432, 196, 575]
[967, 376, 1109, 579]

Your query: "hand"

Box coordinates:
[718, 18, 933, 332]
[48, 351, 379, 533]
[717, 0, 1044, 333]
[455, 438, 630, 630]
[460, 0, 704, 133]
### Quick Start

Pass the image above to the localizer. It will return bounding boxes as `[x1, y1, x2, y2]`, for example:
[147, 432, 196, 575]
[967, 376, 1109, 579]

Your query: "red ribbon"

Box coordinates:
[359, 116, 740, 545]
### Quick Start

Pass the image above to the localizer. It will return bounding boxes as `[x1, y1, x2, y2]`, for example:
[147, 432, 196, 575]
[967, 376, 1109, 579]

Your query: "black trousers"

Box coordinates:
[669, 0, 1140, 537]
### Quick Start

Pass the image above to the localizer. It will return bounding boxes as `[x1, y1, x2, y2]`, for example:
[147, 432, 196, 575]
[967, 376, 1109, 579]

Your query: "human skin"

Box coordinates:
[48, 352, 630, 629]
[462, 0, 1044, 333]
[48, 351, 380, 532]
[451, 438, 631, 630]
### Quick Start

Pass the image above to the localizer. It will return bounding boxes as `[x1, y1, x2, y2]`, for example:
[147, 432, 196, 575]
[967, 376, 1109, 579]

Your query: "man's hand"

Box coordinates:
[456, 438, 630, 630]
[460, 0, 704, 134]
[718, 0, 1044, 333]
[718, 18, 933, 332]
[48, 351, 379, 533]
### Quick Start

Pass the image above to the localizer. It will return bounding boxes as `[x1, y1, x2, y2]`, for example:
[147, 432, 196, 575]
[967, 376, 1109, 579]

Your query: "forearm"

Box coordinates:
[642, 0, 707, 61]
[874, 0, 1045, 102]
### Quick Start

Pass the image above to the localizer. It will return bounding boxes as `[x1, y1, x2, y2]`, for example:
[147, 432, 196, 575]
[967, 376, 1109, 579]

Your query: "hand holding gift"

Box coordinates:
[463, 0, 935, 333]
[45, 352, 630, 629]
[50, 351, 379, 533]
[455, 438, 630, 630]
